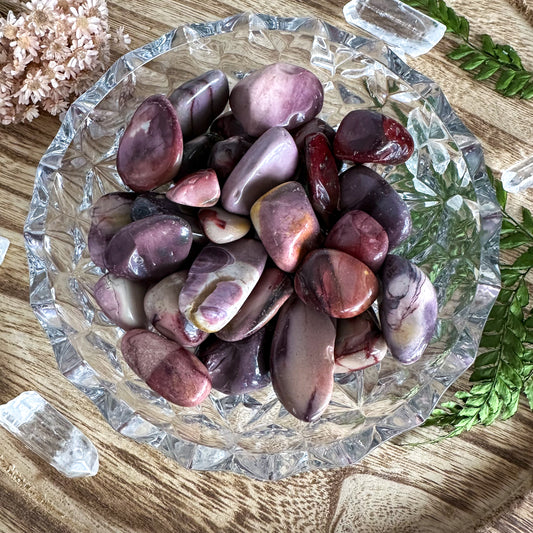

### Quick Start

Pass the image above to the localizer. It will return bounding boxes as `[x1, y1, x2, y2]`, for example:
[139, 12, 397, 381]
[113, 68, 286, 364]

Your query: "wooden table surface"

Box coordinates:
[1, 0, 533, 531]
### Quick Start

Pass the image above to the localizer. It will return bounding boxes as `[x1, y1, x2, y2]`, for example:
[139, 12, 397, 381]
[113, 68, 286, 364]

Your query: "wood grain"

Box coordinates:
[0, 0, 533, 531]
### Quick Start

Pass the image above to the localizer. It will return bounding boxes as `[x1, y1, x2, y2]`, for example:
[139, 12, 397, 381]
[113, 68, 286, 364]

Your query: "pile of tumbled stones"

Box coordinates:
[88, 62, 438, 422]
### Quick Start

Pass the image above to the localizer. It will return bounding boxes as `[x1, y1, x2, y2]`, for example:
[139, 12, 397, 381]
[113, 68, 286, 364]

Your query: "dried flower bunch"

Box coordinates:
[0, 0, 130, 125]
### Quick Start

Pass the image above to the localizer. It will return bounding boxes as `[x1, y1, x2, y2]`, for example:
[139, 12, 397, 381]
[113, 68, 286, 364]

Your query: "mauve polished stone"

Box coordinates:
[121, 329, 211, 407]
[379, 254, 438, 364]
[292, 117, 335, 153]
[229, 62, 324, 137]
[175, 133, 221, 180]
[169, 70, 229, 141]
[208, 135, 252, 181]
[166, 169, 220, 208]
[324, 210, 389, 271]
[221, 126, 298, 215]
[117, 94, 183, 192]
[271, 296, 335, 422]
[179, 239, 267, 333]
[294, 248, 379, 318]
[250, 181, 322, 273]
[339, 165, 412, 249]
[198, 207, 251, 244]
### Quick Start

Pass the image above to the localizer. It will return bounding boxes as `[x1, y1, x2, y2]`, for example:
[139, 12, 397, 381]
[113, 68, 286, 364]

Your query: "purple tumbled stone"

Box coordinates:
[271, 296, 335, 422]
[217, 267, 293, 342]
[143, 271, 208, 347]
[229, 62, 324, 137]
[379, 254, 438, 364]
[221, 126, 298, 215]
[210, 112, 249, 139]
[166, 169, 220, 208]
[175, 133, 221, 180]
[292, 117, 336, 154]
[324, 210, 389, 271]
[208, 135, 252, 182]
[250, 181, 322, 273]
[104, 214, 192, 281]
[339, 165, 412, 249]
[199, 327, 271, 395]
[169, 70, 229, 141]
[179, 239, 267, 333]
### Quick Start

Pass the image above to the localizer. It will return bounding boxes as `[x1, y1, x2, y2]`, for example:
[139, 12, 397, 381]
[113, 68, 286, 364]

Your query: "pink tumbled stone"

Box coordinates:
[324, 210, 389, 271]
[198, 207, 251, 244]
[166, 169, 220, 208]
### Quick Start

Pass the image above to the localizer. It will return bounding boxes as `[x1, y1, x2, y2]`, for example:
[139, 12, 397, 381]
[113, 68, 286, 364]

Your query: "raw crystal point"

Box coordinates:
[271, 296, 335, 422]
[343, 0, 446, 57]
[501, 154, 533, 193]
[0, 235, 10, 266]
[169, 70, 229, 141]
[379, 254, 438, 364]
[251, 181, 322, 272]
[179, 239, 267, 332]
[221, 126, 298, 215]
[0, 391, 99, 478]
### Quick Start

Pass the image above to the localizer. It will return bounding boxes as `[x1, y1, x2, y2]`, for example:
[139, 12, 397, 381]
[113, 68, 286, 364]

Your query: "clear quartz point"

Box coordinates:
[343, 0, 446, 57]
[501, 155, 533, 193]
[0, 391, 99, 478]
[0, 235, 9, 266]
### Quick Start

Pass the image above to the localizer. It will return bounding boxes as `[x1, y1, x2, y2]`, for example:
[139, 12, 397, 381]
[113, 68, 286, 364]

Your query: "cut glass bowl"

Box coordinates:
[24, 13, 501, 480]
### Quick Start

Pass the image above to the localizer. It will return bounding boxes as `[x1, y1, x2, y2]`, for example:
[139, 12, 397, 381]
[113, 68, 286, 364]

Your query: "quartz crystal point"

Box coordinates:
[121, 329, 211, 406]
[229, 62, 324, 137]
[501, 154, 533, 193]
[339, 165, 412, 248]
[169, 70, 229, 141]
[379, 254, 438, 364]
[271, 297, 335, 422]
[179, 239, 267, 333]
[250, 181, 322, 272]
[343, 0, 446, 57]
[0, 235, 10, 267]
[0, 391, 99, 478]
[217, 267, 293, 342]
[221, 126, 298, 215]
[117, 94, 183, 192]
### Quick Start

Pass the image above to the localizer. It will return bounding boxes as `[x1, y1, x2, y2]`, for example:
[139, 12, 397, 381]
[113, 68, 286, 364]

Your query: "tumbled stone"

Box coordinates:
[121, 329, 211, 406]
[339, 165, 412, 249]
[143, 271, 208, 347]
[294, 248, 379, 318]
[271, 296, 335, 422]
[334, 109, 414, 165]
[166, 169, 220, 208]
[104, 215, 192, 281]
[88, 192, 135, 269]
[230, 62, 324, 137]
[94, 273, 147, 330]
[169, 70, 229, 140]
[175, 133, 221, 180]
[210, 112, 248, 139]
[208, 135, 252, 181]
[334, 311, 388, 373]
[217, 267, 293, 342]
[199, 327, 271, 394]
[292, 117, 336, 153]
[117, 94, 183, 192]
[179, 239, 267, 333]
[324, 210, 389, 271]
[221, 127, 298, 215]
[379, 254, 438, 364]
[198, 207, 251, 244]
[304, 132, 340, 225]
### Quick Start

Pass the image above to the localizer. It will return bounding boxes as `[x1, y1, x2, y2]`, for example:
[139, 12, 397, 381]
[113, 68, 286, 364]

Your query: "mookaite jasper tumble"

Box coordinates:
[175, 133, 221, 180]
[379, 254, 438, 364]
[334, 109, 414, 165]
[334, 311, 387, 373]
[294, 248, 379, 319]
[104, 215, 192, 281]
[271, 296, 335, 422]
[229, 62, 324, 137]
[292, 117, 335, 153]
[88, 192, 135, 269]
[169, 70, 229, 141]
[94, 273, 147, 331]
[339, 165, 412, 249]
[199, 327, 271, 395]
[198, 207, 251, 244]
[179, 239, 267, 333]
[221, 126, 298, 215]
[143, 271, 208, 347]
[121, 329, 211, 407]
[208, 135, 252, 181]
[251, 181, 322, 273]
[166, 169, 220, 208]
[324, 210, 389, 272]
[116, 95, 183, 192]
[217, 267, 293, 342]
